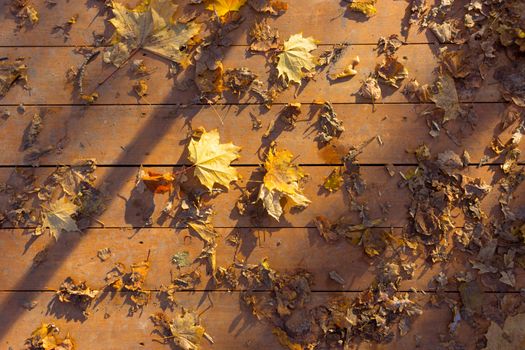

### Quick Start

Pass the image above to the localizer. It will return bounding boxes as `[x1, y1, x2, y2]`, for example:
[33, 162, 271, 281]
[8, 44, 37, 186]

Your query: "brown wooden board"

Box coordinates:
[1, 165, 523, 229]
[0, 103, 511, 166]
[1, 227, 524, 292]
[0, 45, 505, 105]
[0, 0, 435, 47]
[0, 291, 487, 350]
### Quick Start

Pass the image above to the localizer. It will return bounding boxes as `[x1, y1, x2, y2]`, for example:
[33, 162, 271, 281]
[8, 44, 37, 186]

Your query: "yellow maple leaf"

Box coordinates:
[277, 33, 318, 85]
[187, 128, 241, 191]
[258, 147, 310, 221]
[42, 198, 79, 238]
[206, 0, 247, 18]
[104, 0, 201, 66]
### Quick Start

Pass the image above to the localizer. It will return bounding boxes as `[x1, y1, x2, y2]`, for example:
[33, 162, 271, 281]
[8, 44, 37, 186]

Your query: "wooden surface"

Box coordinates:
[0, 1, 521, 349]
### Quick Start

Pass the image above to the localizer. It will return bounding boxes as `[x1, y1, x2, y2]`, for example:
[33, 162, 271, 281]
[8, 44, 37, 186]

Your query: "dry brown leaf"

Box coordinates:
[41, 198, 79, 238]
[431, 74, 461, 122]
[248, 0, 288, 15]
[0, 59, 28, 97]
[483, 313, 525, 350]
[376, 56, 408, 88]
[249, 19, 280, 52]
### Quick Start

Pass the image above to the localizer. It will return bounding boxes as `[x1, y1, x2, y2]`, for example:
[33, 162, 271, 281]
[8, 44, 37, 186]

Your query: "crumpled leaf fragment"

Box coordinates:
[187, 128, 241, 191]
[317, 102, 344, 143]
[258, 146, 310, 220]
[10, 0, 39, 27]
[431, 74, 461, 122]
[56, 277, 99, 315]
[206, 0, 247, 18]
[104, 0, 201, 67]
[25, 323, 75, 350]
[105, 260, 151, 311]
[139, 168, 175, 194]
[277, 33, 318, 85]
[133, 79, 148, 97]
[151, 309, 212, 350]
[248, 0, 288, 15]
[188, 221, 218, 275]
[0, 59, 28, 97]
[348, 0, 377, 17]
[377, 34, 403, 56]
[359, 76, 381, 102]
[323, 166, 344, 193]
[249, 19, 280, 52]
[42, 198, 79, 238]
[224, 67, 257, 95]
[483, 313, 525, 350]
[376, 56, 408, 88]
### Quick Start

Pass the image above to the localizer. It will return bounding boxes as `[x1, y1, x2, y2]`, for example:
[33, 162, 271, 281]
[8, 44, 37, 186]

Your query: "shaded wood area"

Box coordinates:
[0, 0, 524, 349]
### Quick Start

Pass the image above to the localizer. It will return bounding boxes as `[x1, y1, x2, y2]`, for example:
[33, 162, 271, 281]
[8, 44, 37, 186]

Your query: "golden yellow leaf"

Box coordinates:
[104, 0, 201, 66]
[323, 166, 344, 192]
[26, 323, 75, 350]
[206, 0, 247, 18]
[348, 0, 377, 17]
[187, 128, 241, 191]
[277, 33, 318, 85]
[258, 147, 310, 220]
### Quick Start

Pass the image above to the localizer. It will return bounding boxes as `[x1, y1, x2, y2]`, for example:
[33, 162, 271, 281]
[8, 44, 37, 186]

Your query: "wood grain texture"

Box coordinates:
[0, 291, 483, 350]
[1, 165, 522, 229]
[0, 44, 505, 105]
[1, 227, 524, 292]
[0, 0, 433, 47]
[0, 103, 510, 166]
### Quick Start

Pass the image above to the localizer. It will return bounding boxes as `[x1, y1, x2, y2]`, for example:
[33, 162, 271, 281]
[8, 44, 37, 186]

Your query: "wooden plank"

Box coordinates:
[1, 165, 523, 229]
[0, 45, 505, 105]
[0, 103, 510, 166]
[0, 0, 433, 47]
[0, 291, 482, 350]
[1, 227, 524, 292]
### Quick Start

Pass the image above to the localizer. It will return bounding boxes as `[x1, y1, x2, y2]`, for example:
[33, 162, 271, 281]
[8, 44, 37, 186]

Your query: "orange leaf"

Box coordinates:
[141, 171, 175, 194]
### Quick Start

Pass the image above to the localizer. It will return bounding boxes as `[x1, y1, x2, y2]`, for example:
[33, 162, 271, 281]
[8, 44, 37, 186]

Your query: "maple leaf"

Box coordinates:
[206, 0, 247, 18]
[104, 0, 201, 67]
[187, 128, 241, 191]
[248, 0, 288, 15]
[258, 147, 310, 221]
[42, 198, 79, 238]
[277, 33, 318, 85]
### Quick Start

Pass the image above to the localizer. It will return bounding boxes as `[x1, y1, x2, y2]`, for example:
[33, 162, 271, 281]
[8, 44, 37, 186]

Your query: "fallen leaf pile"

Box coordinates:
[3, 0, 525, 349]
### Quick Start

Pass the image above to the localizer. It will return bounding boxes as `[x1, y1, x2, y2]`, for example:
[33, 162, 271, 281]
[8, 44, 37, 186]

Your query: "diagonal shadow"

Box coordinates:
[0, 0, 254, 339]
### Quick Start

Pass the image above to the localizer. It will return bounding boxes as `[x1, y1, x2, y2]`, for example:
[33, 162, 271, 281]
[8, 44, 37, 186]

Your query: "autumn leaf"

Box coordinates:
[0, 59, 28, 97]
[323, 166, 344, 192]
[277, 33, 318, 85]
[376, 56, 408, 88]
[140, 169, 175, 193]
[26, 323, 75, 350]
[348, 0, 377, 17]
[42, 198, 79, 238]
[258, 147, 310, 220]
[151, 310, 211, 350]
[104, 0, 201, 67]
[431, 74, 461, 122]
[187, 128, 241, 191]
[249, 0, 288, 15]
[206, 0, 247, 18]
[483, 313, 525, 350]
